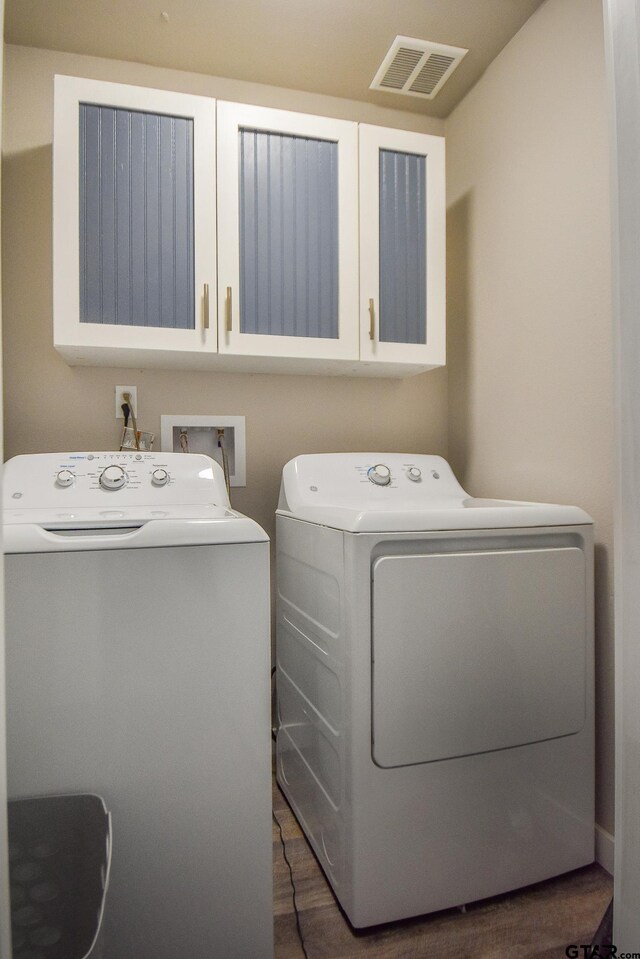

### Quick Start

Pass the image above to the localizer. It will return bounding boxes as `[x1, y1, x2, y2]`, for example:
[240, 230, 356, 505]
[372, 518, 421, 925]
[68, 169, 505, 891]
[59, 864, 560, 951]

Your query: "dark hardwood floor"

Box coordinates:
[272, 778, 613, 959]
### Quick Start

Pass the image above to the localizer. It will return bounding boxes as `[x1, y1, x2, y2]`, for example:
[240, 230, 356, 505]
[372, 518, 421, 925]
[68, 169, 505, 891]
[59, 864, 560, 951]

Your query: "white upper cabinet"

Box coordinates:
[52, 76, 445, 376]
[53, 76, 217, 366]
[216, 102, 359, 361]
[359, 125, 446, 372]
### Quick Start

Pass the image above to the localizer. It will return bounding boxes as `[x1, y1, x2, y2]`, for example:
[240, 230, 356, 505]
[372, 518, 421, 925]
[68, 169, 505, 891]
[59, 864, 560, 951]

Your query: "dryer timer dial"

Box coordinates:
[367, 464, 391, 486]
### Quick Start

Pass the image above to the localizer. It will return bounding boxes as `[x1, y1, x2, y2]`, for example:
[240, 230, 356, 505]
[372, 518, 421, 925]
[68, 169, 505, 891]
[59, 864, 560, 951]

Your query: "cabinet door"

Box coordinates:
[359, 125, 445, 369]
[217, 102, 359, 361]
[54, 76, 216, 365]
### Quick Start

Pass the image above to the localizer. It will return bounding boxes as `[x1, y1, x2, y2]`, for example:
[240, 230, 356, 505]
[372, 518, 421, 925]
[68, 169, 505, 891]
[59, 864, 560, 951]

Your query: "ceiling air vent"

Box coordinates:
[370, 36, 468, 101]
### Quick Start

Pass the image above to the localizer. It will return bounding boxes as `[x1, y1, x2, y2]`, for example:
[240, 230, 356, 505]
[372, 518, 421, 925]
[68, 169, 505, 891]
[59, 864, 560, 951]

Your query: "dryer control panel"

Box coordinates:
[280, 453, 468, 514]
[277, 452, 592, 533]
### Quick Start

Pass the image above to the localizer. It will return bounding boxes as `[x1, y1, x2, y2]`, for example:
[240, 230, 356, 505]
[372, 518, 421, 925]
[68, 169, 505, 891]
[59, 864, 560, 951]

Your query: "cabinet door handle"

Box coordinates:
[226, 287, 233, 333]
[369, 298, 376, 341]
[203, 283, 210, 330]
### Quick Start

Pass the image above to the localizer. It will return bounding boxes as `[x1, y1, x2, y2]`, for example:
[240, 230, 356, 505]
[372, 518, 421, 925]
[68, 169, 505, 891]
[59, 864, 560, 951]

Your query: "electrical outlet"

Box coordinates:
[115, 386, 138, 419]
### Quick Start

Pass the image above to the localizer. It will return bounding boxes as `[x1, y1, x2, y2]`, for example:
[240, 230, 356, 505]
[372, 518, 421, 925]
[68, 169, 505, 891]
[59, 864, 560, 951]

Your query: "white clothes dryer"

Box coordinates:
[275, 453, 594, 928]
[4, 451, 273, 959]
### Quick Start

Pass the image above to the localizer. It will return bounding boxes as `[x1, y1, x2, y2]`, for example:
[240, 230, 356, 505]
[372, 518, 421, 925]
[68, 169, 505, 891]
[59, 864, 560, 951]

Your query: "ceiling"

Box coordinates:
[4, 0, 547, 118]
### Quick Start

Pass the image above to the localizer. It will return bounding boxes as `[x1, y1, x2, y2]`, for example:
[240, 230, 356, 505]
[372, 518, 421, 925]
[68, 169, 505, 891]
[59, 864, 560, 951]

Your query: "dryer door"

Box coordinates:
[371, 546, 586, 767]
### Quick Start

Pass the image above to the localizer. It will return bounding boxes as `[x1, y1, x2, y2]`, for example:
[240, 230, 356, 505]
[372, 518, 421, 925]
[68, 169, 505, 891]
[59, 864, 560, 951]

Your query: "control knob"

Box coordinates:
[407, 467, 422, 482]
[100, 465, 127, 490]
[151, 468, 170, 487]
[367, 464, 391, 486]
[55, 469, 75, 488]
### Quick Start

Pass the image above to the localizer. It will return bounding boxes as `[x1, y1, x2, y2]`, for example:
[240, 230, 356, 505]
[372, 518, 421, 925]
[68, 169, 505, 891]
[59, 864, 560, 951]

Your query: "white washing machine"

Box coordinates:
[275, 453, 594, 928]
[3, 451, 273, 959]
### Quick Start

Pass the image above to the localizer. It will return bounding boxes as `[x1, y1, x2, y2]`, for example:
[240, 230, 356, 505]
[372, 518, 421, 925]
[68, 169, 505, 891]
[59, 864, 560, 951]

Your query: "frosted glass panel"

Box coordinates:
[379, 149, 426, 344]
[239, 129, 338, 338]
[79, 104, 195, 328]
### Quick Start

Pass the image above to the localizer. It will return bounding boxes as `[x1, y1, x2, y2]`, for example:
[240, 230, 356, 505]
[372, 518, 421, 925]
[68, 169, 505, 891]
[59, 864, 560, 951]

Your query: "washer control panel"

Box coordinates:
[3, 451, 230, 518]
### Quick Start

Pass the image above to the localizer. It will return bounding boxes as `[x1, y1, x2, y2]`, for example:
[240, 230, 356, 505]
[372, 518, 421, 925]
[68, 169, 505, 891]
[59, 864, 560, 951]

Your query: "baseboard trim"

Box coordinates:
[595, 824, 614, 875]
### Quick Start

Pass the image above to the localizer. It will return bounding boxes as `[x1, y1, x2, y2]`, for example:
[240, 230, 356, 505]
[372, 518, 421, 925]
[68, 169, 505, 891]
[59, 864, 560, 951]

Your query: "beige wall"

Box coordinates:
[445, 0, 614, 833]
[0, 43, 448, 550]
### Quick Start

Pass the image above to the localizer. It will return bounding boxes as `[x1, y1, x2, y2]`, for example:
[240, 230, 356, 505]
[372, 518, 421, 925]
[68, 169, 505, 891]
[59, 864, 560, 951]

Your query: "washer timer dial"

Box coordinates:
[367, 464, 391, 486]
[99, 465, 127, 490]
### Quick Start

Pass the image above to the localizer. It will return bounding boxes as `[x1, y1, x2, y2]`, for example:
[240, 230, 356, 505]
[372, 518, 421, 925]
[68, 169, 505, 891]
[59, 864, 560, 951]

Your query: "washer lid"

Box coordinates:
[3, 451, 268, 551]
[277, 453, 592, 532]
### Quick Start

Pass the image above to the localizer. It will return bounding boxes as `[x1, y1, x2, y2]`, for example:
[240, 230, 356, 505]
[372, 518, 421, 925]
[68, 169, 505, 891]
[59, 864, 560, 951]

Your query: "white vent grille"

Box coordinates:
[370, 36, 468, 101]
[379, 47, 423, 90]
